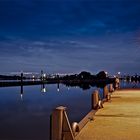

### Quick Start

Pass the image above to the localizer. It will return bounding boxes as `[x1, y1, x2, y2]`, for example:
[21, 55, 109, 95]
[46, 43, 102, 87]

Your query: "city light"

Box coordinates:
[43, 74, 46, 77]
[118, 72, 121, 75]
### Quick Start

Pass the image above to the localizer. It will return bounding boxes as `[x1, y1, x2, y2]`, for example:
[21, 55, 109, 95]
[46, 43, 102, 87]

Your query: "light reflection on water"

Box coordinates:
[0, 84, 99, 140]
[120, 80, 140, 88]
[0, 81, 139, 140]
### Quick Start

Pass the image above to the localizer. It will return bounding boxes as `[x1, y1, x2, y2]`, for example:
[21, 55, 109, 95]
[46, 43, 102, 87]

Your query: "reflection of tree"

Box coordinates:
[64, 82, 91, 90]
[96, 71, 107, 79]
[61, 71, 115, 90]
[79, 83, 90, 90]
[63, 81, 110, 90]
[91, 82, 106, 88]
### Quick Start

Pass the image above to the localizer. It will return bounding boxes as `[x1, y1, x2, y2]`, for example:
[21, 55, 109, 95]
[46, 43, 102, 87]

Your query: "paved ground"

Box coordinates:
[76, 89, 140, 140]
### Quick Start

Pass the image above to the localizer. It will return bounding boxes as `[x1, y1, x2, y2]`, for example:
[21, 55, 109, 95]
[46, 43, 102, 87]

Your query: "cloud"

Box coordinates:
[1, 0, 140, 38]
[0, 33, 140, 74]
[0, 1, 140, 73]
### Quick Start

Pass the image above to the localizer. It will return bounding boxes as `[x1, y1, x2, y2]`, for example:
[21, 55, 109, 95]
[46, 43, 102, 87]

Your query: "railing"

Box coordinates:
[50, 79, 119, 140]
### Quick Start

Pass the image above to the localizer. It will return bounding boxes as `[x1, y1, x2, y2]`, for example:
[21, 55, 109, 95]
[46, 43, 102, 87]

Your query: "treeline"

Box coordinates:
[54, 71, 108, 81]
[0, 75, 26, 80]
[61, 71, 115, 90]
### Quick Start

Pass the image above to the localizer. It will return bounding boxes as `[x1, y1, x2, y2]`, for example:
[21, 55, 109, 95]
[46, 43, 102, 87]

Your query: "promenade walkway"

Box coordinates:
[76, 89, 140, 140]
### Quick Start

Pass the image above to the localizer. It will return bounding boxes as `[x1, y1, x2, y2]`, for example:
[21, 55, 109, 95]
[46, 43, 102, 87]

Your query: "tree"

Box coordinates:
[78, 71, 92, 80]
[96, 71, 107, 79]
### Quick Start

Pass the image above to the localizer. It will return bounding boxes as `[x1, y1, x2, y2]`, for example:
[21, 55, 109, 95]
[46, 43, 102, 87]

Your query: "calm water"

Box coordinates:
[120, 80, 140, 88]
[0, 80, 140, 140]
[0, 83, 101, 140]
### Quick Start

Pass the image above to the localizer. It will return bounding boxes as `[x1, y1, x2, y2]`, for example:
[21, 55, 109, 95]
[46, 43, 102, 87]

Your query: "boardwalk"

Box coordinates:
[76, 89, 140, 140]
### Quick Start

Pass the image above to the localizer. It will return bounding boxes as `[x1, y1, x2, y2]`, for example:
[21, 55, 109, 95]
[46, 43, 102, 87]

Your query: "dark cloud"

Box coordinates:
[0, 34, 140, 74]
[0, 0, 140, 37]
[0, 0, 140, 74]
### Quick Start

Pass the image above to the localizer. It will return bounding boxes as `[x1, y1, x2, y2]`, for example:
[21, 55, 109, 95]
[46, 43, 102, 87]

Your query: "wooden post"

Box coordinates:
[91, 90, 99, 110]
[51, 106, 75, 140]
[115, 78, 120, 89]
[103, 85, 108, 99]
[113, 78, 120, 90]
[51, 106, 65, 140]
[109, 84, 114, 93]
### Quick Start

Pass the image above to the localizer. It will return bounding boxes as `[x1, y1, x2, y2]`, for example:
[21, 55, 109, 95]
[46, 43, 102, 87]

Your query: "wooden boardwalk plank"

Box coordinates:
[76, 90, 140, 140]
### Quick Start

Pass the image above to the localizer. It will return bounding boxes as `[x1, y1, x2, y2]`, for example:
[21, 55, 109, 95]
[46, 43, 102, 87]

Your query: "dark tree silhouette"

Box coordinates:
[96, 71, 107, 79]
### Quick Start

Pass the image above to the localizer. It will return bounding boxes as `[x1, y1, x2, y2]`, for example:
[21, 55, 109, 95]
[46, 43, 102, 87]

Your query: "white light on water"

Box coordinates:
[41, 88, 46, 93]
[20, 94, 23, 100]
[57, 88, 60, 92]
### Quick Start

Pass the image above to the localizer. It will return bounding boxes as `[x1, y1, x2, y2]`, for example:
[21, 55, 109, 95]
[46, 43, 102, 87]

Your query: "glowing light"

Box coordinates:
[118, 72, 121, 75]
[105, 71, 108, 75]
[20, 94, 23, 100]
[41, 88, 46, 93]
[32, 75, 35, 81]
[57, 88, 60, 92]
[43, 74, 46, 77]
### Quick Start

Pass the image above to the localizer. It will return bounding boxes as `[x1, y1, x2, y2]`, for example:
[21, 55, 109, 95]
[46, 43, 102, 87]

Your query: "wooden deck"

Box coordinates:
[76, 89, 140, 140]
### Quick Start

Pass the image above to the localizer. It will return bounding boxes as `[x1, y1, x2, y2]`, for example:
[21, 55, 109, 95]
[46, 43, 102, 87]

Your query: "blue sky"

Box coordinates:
[0, 0, 140, 75]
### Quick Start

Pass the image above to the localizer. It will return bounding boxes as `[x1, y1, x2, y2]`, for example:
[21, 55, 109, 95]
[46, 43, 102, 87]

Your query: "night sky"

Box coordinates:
[0, 0, 140, 75]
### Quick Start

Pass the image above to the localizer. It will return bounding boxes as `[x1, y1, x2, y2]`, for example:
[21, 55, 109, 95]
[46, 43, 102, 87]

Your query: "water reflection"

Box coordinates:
[19, 80, 140, 97]
[41, 83, 47, 93]
[0, 81, 140, 140]
[63, 81, 107, 90]
[0, 84, 98, 140]
[121, 79, 140, 88]
[57, 83, 60, 92]
[20, 83, 48, 98]
[20, 85, 23, 100]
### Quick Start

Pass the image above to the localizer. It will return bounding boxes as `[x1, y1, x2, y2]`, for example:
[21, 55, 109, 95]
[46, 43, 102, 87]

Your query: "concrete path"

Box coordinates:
[76, 89, 140, 140]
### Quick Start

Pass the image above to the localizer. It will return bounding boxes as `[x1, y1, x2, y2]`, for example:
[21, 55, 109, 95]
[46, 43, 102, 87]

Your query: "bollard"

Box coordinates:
[51, 106, 65, 140]
[113, 78, 120, 90]
[103, 85, 108, 99]
[51, 106, 75, 140]
[115, 78, 120, 89]
[91, 90, 103, 110]
[109, 84, 114, 93]
[107, 93, 111, 101]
